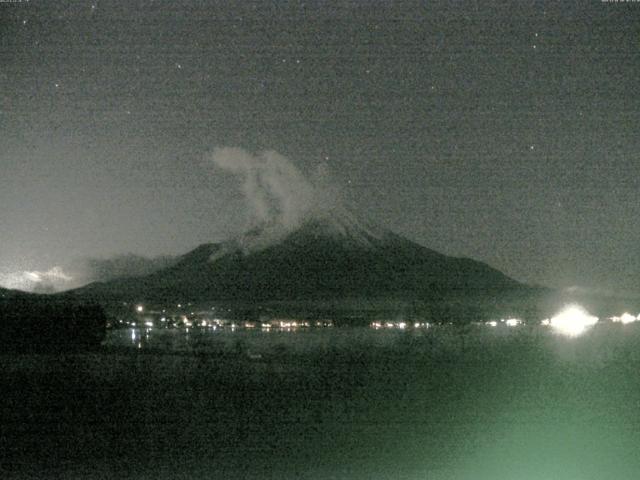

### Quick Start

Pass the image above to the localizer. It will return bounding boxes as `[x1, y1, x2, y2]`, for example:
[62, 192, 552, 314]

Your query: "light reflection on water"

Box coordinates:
[105, 324, 432, 356]
[104, 321, 640, 366]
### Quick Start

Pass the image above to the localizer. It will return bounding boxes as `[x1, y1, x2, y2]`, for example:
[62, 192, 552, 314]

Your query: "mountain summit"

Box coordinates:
[70, 211, 521, 303]
[216, 205, 389, 257]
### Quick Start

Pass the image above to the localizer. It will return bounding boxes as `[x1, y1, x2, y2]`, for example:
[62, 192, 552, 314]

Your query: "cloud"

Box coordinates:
[70, 254, 178, 285]
[210, 147, 341, 234]
[0, 255, 179, 293]
[0, 266, 73, 293]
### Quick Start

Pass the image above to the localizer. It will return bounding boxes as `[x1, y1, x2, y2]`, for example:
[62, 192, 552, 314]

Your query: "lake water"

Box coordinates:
[104, 324, 433, 355]
[3, 323, 640, 479]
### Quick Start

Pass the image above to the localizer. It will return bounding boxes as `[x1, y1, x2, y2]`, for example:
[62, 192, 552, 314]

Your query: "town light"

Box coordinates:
[549, 305, 598, 337]
[611, 312, 637, 325]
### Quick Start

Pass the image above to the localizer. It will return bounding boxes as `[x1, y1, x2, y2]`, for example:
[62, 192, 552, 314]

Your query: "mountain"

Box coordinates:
[0, 286, 33, 300]
[67, 210, 524, 305]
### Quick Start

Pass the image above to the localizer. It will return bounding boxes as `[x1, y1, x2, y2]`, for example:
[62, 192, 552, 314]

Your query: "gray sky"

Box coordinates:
[1, 0, 639, 294]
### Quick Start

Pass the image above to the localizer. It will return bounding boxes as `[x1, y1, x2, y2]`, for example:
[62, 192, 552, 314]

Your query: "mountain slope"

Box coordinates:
[69, 215, 522, 303]
[0, 287, 34, 300]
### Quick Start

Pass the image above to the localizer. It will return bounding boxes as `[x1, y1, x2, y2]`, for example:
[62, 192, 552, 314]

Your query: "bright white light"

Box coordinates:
[136, 305, 144, 313]
[621, 313, 636, 324]
[505, 318, 521, 327]
[486, 321, 497, 327]
[541, 319, 550, 326]
[398, 322, 406, 329]
[549, 305, 598, 337]
[612, 312, 636, 325]
[144, 321, 154, 327]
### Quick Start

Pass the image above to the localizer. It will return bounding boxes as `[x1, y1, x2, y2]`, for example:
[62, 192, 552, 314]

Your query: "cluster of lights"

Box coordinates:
[505, 318, 522, 327]
[370, 321, 430, 330]
[275, 320, 309, 329]
[265, 320, 334, 329]
[128, 303, 640, 340]
[610, 312, 640, 325]
[257, 320, 335, 330]
[130, 303, 340, 332]
[129, 315, 335, 332]
[485, 318, 522, 328]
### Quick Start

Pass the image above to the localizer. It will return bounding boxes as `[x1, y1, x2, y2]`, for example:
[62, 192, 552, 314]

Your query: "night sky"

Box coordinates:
[1, 0, 639, 294]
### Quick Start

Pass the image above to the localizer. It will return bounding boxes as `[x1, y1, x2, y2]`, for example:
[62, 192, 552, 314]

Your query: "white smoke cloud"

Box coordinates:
[211, 147, 323, 232]
[208, 147, 358, 255]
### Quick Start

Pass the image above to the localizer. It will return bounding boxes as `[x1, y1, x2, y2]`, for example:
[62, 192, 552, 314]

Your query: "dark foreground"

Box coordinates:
[2, 325, 640, 479]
